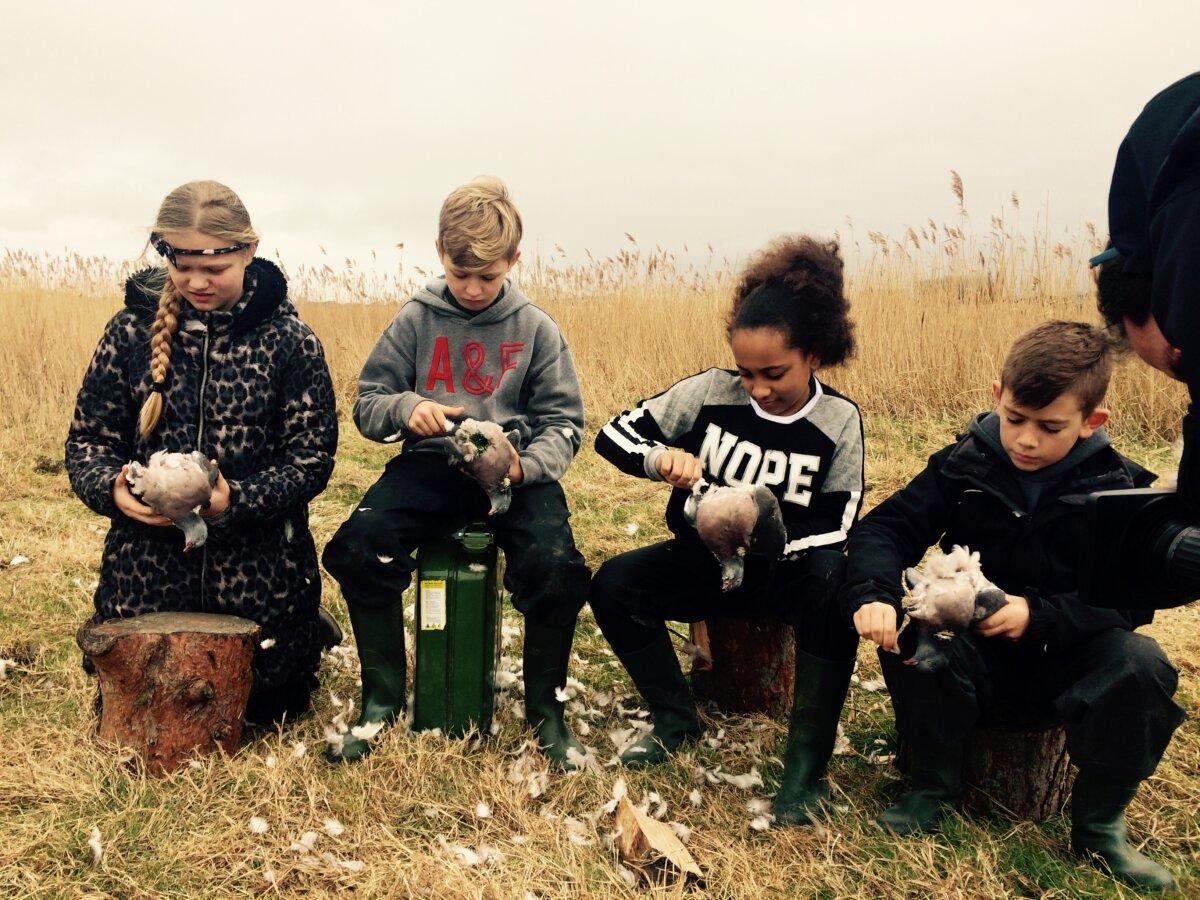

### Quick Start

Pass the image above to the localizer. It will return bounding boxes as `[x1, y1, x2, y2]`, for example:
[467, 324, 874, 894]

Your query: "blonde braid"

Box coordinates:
[137, 278, 182, 438]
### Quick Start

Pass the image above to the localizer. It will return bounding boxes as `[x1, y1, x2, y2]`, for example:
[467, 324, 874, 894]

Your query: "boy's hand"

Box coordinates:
[974, 594, 1030, 640]
[854, 601, 899, 653]
[408, 400, 465, 436]
[507, 441, 524, 486]
[112, 465, 172, 527]
[656, 448, 703, 488]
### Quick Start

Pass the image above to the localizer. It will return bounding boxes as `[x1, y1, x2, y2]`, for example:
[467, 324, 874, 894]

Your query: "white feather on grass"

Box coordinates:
[350, 720, 384, 741]
[323, 818, 344, 837]
[249, 816, 270, 834]
[87, 827, 103, 865]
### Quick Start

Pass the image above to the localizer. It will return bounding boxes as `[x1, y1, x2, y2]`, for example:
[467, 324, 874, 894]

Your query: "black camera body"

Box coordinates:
[1081, 488, 1200, 609]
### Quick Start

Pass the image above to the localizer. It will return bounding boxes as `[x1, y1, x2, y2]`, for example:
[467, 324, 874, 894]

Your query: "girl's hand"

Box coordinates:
[113, 465, 172, 527]
[200, 463, 230, 519]
[408, 400, 465, 436]
[656, 448, 703, 488]
[853, 601, 899, 653]
[974, 594, 1030, 640]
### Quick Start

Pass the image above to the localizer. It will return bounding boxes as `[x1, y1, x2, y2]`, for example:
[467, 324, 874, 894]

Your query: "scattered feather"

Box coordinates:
[259, 638, 276, 650]
[749, 816, 773, 831]
[716, 767, 763, 790]
[475, 802, 492, 819]
[350, 720, 385, 741]
[0, 658, 18, 680]
[9, 555, 29, 567]
[624, 522, 639, 535]
[377, 555, 394, 564]
[249, 816, 270, 834]
[87, 827, 103, 865]
[264, 755, 277, 769]
[323, 818, 344, 837]
[688, 789, 702, 807]
[292, 742, 307, 759]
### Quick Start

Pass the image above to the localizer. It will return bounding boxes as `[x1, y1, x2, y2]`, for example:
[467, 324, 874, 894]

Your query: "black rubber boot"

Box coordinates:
[615, 631, 702, 767]
[522, 616, 587, 771]
[772, 650, 854, 826]
[317, 606, 343, 651]
[326, 601, 407, 763]
[876, 716, 964, 834]
[244, 674, 318, 727]
[1071, 769, 1176, 892]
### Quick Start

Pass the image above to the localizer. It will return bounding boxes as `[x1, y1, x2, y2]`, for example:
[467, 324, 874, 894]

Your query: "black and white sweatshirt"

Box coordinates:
[595, 368, 864, 557]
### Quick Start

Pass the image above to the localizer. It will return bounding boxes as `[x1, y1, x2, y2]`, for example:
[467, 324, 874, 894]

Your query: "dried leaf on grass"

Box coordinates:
[614, 794, 702, 885]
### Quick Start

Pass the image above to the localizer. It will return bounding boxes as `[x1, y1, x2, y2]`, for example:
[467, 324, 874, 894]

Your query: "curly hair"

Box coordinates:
[727, 235, 855, 366]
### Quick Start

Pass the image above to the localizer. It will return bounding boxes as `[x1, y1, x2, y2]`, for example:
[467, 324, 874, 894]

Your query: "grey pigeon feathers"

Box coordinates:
[684, 482, 787, 591]
[126, 451, 219, 551]
[901, 545, 1007, 673]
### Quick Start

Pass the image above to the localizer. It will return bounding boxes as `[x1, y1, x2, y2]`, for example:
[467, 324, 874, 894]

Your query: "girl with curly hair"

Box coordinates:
[590, 235, 863, 826]
[66, 181, 340, 725]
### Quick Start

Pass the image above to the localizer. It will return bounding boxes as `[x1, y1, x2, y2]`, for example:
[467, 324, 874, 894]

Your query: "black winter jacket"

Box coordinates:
[841, 415, 1155, 655]
[65, 259, 338, 689]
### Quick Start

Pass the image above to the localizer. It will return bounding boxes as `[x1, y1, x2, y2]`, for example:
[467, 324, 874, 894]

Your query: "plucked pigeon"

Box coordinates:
[411, 418, 520, 515]
[125, 451, 219, 551]
[901, 545, 1008, 673]
[683, 481, 787, 591]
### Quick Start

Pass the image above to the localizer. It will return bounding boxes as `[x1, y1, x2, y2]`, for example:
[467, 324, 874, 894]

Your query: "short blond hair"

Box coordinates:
[437, 176, 522, 269]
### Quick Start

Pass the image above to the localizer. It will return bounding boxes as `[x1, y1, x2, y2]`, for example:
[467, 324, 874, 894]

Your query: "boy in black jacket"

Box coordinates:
[843, 321, 1184, 891]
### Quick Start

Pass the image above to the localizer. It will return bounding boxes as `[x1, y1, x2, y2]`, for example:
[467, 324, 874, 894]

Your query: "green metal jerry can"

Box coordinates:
[412, 525, 503, 737]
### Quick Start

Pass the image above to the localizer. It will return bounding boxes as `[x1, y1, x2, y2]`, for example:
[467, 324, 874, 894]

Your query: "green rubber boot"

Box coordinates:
[1071, 769, 1176, 892]
[326, 601, 407, 763]
[616, 633, 702, 767]
[772, 650, 855, 826]
[522, 616, 587, 771]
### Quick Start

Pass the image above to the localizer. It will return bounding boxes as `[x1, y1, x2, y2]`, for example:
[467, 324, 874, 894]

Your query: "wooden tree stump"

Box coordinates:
[897, 710, 1073, 822]
[688, 618, 795, 717]
[77, 612, 260, 774]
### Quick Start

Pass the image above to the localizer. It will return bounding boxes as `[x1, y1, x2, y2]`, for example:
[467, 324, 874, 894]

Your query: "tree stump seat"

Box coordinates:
[688, 617, 1072, 821]
[77, 612, 260, 774]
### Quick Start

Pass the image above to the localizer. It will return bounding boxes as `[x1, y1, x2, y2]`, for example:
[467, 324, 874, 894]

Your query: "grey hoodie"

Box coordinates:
[353, 278, 584, 484]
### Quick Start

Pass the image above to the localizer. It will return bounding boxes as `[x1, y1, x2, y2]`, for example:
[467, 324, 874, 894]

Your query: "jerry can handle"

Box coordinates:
[456, 525, 493, 553]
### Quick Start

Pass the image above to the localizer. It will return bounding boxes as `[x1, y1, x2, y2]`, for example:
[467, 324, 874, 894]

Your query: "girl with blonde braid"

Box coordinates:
[66, 181, 339, 724]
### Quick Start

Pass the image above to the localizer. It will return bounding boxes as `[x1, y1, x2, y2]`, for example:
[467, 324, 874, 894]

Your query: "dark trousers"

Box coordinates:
[589, 538, 858, 661]
[322, 452, 590, 626]
[880, 627, 1185, 782]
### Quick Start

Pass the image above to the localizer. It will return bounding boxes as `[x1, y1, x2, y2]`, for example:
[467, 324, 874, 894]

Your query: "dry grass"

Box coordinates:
[0, 200, 1197, 897]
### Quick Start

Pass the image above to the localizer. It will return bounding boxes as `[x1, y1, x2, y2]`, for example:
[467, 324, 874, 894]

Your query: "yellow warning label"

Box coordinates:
[419, 580, 447, 630]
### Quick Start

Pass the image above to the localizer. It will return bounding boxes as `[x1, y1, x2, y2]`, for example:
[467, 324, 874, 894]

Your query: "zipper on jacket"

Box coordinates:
[195, 322, 211, 612]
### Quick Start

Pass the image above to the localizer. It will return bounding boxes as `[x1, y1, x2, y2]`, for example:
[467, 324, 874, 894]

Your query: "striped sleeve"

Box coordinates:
[594, 370, 715, 480]
[782, 400, 864, 557]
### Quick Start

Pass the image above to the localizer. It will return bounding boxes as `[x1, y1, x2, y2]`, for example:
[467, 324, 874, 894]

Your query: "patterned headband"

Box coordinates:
[151, 234, 250, 266]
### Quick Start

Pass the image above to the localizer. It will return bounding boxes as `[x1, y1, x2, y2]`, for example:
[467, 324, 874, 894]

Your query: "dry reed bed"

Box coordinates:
[0, 235, 1196, 897]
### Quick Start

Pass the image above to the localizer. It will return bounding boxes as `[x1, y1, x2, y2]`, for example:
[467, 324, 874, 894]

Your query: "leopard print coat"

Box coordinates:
[65, 259, 338, 690]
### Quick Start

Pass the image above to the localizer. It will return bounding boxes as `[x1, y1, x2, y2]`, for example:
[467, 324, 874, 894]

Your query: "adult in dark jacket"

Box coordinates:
[843, 322, 1184, 891]
[65, 180, 338, 723]
[1096, 72, 1200, 513]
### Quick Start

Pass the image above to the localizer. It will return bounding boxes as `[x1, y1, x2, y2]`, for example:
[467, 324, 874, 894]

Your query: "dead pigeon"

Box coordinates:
[125, 451, 219, 551]
[901, 545, 1008, 673]
[683, 482, 787, 591]
[410, 418, 520, 515]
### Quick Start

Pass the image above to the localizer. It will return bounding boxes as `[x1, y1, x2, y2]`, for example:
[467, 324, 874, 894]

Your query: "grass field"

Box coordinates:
[1, 218, 1197, 897]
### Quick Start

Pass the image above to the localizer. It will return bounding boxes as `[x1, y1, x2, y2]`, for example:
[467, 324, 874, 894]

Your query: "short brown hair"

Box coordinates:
[437, 175, 522, 269]
[1001, 321, 1115, 414]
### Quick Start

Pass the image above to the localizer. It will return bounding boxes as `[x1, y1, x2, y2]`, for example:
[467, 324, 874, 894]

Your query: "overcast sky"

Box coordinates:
[2, 1, 1198, 274]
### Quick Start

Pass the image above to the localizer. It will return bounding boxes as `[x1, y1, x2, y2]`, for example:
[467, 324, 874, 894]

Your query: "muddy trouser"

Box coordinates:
[322, 451, 590, 628]
[589, 537, 858, 662]
[879, 627, 1185, 782]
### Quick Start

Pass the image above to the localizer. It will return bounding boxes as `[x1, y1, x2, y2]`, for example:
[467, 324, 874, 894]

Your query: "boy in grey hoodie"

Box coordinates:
[323, 177, 591, 767]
